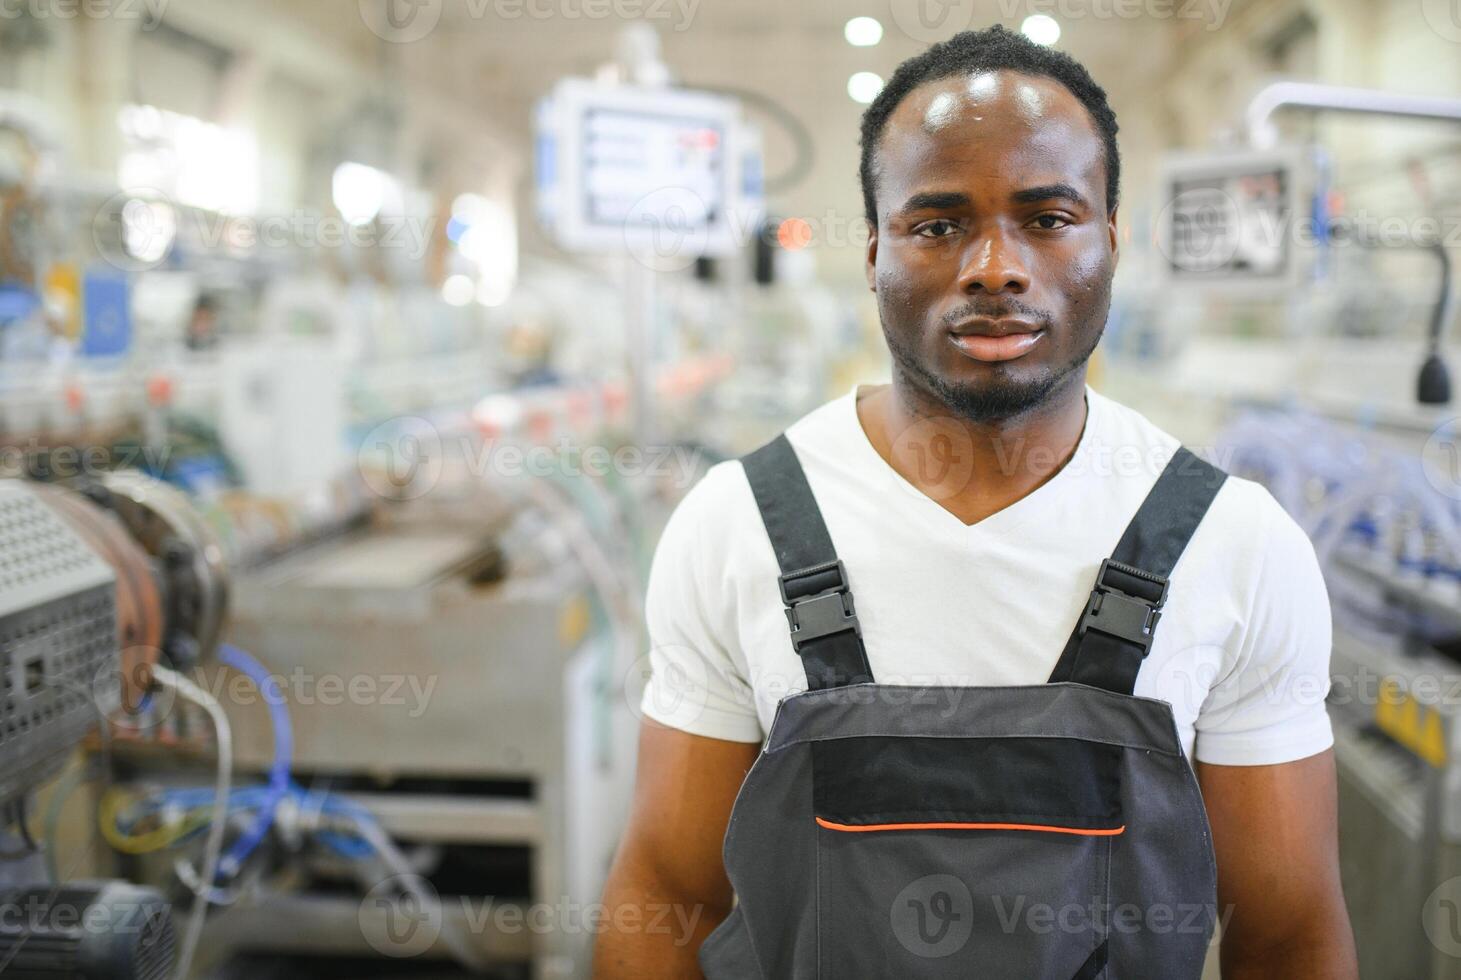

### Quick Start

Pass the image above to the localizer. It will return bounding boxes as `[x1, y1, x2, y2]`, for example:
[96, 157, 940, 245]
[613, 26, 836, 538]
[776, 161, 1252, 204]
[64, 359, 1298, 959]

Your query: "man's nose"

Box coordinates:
[955, 231, 1031, 295]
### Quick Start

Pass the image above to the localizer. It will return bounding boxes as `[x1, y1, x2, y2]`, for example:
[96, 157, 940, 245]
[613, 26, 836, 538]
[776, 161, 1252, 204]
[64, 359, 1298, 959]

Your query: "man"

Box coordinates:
[596, 26, 1356, 979]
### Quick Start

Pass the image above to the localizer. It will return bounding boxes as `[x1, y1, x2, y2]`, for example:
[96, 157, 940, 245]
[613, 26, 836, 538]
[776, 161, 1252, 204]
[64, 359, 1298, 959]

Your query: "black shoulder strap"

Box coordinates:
[741, 434, 873, 690]
[1047, 446, 1228, 695]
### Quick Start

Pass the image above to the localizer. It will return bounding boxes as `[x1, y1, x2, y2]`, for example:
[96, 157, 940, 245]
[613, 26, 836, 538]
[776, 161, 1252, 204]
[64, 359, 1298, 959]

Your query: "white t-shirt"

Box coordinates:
[640, 383, 1335, 766]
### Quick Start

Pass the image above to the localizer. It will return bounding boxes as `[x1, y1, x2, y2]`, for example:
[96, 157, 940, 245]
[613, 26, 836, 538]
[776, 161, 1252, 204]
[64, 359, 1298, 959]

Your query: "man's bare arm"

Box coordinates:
[1197, 749, 1357, 978]
[594, 718, 760, 978]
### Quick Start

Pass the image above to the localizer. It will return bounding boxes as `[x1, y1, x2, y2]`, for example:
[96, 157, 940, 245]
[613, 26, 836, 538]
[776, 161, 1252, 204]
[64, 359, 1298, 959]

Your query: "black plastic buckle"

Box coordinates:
[1077, 558, 1169, 655]
[779, 560, 861, 653]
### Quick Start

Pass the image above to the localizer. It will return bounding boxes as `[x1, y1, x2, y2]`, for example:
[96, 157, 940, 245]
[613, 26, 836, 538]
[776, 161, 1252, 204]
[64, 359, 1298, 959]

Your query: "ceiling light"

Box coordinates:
[844, 17, 883, 47]
[1021, 14, 1060, 46]
[848, 71, 884, 105]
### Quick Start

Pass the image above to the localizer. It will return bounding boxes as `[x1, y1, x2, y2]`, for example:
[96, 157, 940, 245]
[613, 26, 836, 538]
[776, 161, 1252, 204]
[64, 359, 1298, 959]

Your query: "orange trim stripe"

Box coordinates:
[814, 816, 1125, 837]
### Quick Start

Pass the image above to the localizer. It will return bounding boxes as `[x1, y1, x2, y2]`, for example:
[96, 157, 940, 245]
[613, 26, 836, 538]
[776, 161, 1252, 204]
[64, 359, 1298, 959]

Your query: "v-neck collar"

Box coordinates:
[840, 383, 1098, 539]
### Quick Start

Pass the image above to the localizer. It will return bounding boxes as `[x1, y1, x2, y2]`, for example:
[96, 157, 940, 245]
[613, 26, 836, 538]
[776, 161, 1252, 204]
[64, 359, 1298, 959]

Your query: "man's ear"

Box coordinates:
[1107, 206, 1120, 270]
[864, 219, 878, 291]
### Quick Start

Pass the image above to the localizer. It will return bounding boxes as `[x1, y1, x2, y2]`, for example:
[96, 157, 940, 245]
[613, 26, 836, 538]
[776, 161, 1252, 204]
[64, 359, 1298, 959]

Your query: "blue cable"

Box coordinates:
[127, 785, 375, 859]
[115, 641, 387, 870]
[216, 644, 293, 879]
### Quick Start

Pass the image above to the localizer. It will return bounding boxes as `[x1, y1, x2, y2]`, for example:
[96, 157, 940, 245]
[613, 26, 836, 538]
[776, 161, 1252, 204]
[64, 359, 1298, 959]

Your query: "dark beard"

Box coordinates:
[884, 322, 1103, 424]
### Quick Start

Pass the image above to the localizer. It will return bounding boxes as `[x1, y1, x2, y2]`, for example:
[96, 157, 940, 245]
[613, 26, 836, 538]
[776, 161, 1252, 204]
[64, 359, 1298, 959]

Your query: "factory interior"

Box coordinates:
[0, 0, 1457, 977]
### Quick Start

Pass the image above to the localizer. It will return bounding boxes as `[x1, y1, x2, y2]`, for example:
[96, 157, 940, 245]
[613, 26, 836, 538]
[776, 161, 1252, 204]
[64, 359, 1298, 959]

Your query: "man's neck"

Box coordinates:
[855, 374, 1090, 527]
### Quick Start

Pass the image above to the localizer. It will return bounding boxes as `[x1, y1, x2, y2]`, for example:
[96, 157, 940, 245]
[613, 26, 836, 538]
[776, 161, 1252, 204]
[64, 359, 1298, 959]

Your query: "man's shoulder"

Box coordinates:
[1083, 387, 1182, 461]
[1087, 389, 1275, 516]
[667, 456, 758, 529]
[718, 390, 863, 490]
[1210, 469, 1311, 563]
[656, 393, 860, 568]
[786, 388, 859, 435]
[1087, 389, 1308, 573]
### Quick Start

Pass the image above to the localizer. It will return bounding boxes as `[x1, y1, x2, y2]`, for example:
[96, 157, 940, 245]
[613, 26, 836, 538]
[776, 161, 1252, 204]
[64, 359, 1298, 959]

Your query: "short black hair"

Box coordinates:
[858, 25, 1121, 224]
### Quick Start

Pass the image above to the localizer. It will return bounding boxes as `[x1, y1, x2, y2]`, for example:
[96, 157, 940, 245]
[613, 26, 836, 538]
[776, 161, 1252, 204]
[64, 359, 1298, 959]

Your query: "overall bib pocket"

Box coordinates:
[812, 735, 1120, 979]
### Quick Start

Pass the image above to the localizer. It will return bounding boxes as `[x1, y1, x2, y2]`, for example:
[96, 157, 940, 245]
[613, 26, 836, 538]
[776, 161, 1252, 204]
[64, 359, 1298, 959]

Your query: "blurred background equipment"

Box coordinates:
[1214, 408, 1461, 980]
[0, 477, 183, 978]
[0, 480, 123, 803]
[0, 881, 175, 980]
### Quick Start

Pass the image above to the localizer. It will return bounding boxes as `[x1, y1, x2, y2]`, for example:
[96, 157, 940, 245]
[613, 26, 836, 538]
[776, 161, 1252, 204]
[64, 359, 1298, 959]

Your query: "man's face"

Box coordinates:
[865, 70, 1118, 422]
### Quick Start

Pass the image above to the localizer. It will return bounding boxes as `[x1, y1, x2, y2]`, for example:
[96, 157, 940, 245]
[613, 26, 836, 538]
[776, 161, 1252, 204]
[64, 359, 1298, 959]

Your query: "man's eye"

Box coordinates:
[1031, 214, 1072, 230]
[916, 219, 959, 238]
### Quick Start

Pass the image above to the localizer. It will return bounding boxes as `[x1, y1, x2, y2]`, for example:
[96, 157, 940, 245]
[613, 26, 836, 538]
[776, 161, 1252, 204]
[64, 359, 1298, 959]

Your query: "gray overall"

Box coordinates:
[698, 435, 1227, 979]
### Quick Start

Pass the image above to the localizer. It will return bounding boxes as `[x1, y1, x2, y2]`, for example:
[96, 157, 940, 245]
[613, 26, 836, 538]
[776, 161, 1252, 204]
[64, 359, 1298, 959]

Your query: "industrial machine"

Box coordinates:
[168, 474, 624, 978]
[0, 469, 233, 979]
[0, 433, 654, 980]
[43, 407, 666, 980]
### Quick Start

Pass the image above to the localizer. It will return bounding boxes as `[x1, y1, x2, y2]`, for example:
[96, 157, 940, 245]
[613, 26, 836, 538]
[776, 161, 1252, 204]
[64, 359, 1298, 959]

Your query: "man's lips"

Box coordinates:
[949, 317, 1041, 337]
[948, 318, 1044, 362]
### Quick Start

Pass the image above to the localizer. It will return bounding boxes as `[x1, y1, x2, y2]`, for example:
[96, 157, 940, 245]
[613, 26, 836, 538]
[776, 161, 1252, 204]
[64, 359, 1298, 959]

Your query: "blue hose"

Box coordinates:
[216, 644, 292, 879]
[124, 785, 375, 860]
[116, 643, 382, 869]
